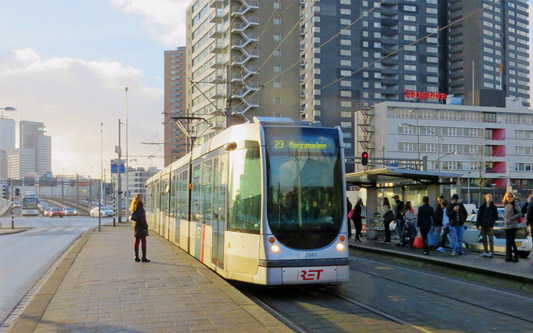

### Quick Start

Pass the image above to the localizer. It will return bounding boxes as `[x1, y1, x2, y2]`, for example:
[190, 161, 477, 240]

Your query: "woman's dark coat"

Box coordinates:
[131, 202, 149, 237]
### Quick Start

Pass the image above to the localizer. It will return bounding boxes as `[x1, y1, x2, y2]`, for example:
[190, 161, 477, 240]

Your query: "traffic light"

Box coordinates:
[14, 188, 20, 197]
[361, 151, 369, 166]
[1, 187, 7, 199]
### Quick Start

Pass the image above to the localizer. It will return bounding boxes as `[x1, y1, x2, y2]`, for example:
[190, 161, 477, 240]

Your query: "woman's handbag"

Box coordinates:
[348, 209, 355, 219]
[129, 211, 138, 221]
[383, 211, 395, 223]
[413, 231, 423, 249]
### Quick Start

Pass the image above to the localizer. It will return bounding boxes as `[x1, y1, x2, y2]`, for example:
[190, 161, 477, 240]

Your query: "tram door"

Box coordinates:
[211, 154, 228, 270]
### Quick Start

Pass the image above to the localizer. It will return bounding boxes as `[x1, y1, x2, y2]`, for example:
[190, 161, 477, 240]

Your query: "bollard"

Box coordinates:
[112, 194, 116, 227]
[11, 206, 14, 229]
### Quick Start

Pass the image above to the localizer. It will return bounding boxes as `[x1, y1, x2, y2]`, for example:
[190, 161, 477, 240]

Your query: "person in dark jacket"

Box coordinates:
[418, 196, 436, 255]
[446, 194, 468, 256]
[523, 195, 533, 237]
[392, 195, 405, 246]
[131, 194, 150, 262]
[347, 197, 353, 238]
[353, 199, 364, 242]
[503, 192, 522, 262]
[476, 193, 498, 258]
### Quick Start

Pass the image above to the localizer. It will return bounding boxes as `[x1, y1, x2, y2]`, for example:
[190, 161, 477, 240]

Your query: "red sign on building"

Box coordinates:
[405, 89, 448, 101]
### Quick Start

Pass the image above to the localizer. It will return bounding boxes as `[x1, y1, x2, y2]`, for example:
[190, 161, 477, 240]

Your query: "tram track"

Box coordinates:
[238, 283, 425, 333]
[239, 254, 533, 332]
[348, 255, 533, 326]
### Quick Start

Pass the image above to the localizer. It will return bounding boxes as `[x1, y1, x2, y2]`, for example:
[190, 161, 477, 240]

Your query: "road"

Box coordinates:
[239, 249, 533, 332]
[0, 213, 113, 325]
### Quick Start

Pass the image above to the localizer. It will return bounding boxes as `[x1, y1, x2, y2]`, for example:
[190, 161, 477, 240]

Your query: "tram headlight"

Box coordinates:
[336, 242, 345, 252]
[271, 244, 280, 253]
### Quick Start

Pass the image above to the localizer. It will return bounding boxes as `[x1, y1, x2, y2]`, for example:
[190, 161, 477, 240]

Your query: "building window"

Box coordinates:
[273, 34, 281, 41]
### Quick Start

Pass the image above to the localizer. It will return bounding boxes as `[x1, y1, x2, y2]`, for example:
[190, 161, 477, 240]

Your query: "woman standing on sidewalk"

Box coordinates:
[503, 192, 521, 263]
[381, 198, 393, 243]
[130, 194, 150, 263]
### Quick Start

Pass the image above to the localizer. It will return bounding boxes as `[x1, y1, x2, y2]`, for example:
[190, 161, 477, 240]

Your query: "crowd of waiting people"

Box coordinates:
[347, 191, 532, 262]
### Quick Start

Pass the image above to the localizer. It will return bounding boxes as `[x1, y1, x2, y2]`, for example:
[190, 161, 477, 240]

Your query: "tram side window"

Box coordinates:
[228, 146, 261, 234]
[191, 164, 201, 221]
[178, 170, 189, 219]
[201, 159, 213, 225]
[161, 177, 170, 216]
[154, 181, 160, 213]
[170, 171, 178, 216]
[146, 185, 152, 214]
[212, 155, 228, 225]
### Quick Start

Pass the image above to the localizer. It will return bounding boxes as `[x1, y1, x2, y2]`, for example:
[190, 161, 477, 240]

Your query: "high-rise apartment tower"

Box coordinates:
[164, 47, 187, 165]
[186, 0, 301, 143]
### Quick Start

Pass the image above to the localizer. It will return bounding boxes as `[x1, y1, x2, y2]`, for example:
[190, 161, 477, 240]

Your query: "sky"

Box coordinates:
[0, 0, 189, 178]
[0, 0, 532, 179]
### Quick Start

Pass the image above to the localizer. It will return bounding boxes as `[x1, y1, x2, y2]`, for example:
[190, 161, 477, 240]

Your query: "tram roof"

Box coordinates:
[345, 167, 462, 187]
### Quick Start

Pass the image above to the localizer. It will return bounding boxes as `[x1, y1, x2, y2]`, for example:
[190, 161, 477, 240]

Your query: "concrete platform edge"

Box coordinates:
[7, 231, 91, 332]
[350, 243, 533, 284]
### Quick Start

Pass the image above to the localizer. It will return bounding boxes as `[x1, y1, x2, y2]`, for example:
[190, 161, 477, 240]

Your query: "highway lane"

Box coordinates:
[0, 215, 113, 325]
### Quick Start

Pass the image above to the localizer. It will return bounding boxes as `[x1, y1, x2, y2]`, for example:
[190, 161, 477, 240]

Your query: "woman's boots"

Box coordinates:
[142, 248, 150, 262]
[134, 249, 140, 262]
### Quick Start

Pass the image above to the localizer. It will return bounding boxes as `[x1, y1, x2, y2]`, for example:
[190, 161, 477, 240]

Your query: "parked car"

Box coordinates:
[463, 208, 531, 258]
[90, 206, 114, 218]
[63, 207, 78, 216]
[49, 207, 65, 218]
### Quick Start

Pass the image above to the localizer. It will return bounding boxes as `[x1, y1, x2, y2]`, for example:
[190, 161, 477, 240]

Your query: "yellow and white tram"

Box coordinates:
[145, 117, 349, 285]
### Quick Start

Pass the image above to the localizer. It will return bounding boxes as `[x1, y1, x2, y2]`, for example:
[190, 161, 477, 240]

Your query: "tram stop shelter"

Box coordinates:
[345, 167, 462, 239]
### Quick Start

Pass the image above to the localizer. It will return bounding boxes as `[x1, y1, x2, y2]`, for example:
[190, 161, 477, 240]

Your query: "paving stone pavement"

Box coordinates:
[8, 225, 290, 332]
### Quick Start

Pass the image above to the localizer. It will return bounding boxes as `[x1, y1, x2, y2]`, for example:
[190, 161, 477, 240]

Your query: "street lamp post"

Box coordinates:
[125, 87, 129, 207]
[99, 123, 103, 232]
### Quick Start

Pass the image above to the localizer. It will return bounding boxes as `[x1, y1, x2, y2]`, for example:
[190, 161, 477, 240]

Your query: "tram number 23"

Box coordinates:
[298, 269, 324, 281]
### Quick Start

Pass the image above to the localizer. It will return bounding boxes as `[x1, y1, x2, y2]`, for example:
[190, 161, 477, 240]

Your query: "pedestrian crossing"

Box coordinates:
[28, 226, 92, 235]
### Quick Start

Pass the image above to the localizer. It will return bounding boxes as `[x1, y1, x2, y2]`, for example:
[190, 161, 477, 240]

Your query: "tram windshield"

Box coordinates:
[265, 127, 343, 250]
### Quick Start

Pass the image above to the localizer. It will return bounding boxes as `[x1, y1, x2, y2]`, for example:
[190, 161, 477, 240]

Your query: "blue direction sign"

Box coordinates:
[111, 160, 125, 174]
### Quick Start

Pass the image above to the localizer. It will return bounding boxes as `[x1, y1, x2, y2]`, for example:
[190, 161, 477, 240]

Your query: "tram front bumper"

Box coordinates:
[259, 258, 350, 285]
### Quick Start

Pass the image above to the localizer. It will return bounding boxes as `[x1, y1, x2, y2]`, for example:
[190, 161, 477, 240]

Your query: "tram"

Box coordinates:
[145, 117, 349, 285]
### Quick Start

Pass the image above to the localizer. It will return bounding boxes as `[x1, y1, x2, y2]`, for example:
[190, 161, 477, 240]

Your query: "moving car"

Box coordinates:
[63, 207, 78, 216]
[464, 208, 531, 258]
[12, 199, 21, 208]
[42, 207, 52, 217]
[90, 206, 114, 218]
[48, 207, 65, 218]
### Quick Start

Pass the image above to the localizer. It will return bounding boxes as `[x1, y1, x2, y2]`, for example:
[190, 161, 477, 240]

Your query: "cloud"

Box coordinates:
[109, 0, 188, 47]
[0, 49, 164, 177]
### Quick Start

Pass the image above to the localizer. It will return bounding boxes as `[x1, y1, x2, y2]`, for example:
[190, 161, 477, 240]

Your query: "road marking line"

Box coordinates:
[64, 227, 74, 231]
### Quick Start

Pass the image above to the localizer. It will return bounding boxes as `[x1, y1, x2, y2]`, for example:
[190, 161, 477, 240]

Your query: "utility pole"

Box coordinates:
[76, 174, 79, 206]
[117, 119, 123, 223]
[125, 87, 129, 211]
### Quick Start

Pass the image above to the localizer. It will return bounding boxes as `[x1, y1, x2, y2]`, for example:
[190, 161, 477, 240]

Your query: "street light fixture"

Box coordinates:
[399, 123, 445, 171]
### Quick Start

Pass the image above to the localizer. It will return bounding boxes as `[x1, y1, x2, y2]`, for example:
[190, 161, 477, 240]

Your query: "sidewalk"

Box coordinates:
[349, 238, 533, 287]
[8, 225, 289, 332]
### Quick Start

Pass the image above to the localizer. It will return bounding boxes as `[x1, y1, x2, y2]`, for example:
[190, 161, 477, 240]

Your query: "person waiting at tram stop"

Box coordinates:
[476, 193, 498, 258]
[130, 194, 150, 263]
[521, 194, 533, 237]
[346, 197, 354, 239]
[353, 199, 364, 242]
[417, 196, 436, 255]
[503, 192, 522, 262]
[381, 197, 393, 243]
[392, 195, 405, 246]
[446, 194, 468, 256]
[403, 201, 417, 248]
[436, 198, 450, 252]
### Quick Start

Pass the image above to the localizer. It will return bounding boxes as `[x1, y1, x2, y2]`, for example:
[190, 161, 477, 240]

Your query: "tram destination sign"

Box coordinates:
[268, 133, 337, 155]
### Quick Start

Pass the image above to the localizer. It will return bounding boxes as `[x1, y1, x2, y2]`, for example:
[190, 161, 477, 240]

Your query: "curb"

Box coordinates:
[0, 228, 33, 236]
[350, 243, 533, 285]
[7, 231, 91, 332]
